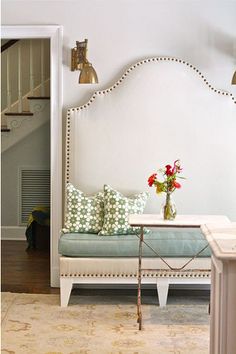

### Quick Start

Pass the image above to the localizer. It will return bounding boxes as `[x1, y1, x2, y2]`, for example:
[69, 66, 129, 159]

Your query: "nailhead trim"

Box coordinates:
[65, 110, 71, 184]
[65, 56, 236, 182]
[60, 270, 211, 278]
[69, 57, 236, 112]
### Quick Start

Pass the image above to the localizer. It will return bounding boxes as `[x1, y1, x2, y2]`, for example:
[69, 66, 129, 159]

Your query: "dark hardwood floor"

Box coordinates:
[1, 240, 59, 294]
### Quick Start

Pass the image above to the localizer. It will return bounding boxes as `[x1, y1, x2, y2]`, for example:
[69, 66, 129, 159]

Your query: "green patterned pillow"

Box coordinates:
[99, 185, 149, 235]
[63, 183, 104, 234]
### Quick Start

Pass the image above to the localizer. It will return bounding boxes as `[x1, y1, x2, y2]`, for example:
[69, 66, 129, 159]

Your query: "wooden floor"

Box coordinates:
[1, 240, 59, 294]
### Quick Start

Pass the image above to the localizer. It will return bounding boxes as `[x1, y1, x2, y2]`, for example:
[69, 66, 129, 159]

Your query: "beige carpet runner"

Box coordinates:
[1, 292, 209, 353]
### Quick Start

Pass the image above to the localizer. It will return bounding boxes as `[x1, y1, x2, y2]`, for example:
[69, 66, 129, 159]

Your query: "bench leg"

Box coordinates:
[60, 277, 73, 307]
[156, 278, 169, 307]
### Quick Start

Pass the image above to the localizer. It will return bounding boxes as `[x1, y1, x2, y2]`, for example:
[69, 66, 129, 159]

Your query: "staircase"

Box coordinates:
[1, 39, 50, 151]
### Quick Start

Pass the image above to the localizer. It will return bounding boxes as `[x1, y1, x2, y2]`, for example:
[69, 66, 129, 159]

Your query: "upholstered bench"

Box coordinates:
[59, 228, 211, 306]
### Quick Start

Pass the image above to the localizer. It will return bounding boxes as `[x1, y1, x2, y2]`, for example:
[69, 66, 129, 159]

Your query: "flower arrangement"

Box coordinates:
[147, 159, 184, 220]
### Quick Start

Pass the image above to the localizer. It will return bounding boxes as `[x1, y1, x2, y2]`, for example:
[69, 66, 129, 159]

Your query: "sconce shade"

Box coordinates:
[79, 62, 98, 84]
[232, 71, 236, 85]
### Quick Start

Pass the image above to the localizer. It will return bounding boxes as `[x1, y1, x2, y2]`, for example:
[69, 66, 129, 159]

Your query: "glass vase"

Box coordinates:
[161, 193, 177, 220]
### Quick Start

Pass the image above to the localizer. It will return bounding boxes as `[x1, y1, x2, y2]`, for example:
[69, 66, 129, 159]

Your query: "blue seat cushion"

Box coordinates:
[59, 228, 210, 258]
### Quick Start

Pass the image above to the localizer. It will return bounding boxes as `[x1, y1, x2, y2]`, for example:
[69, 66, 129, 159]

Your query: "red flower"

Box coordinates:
[148, 160, 184, 194]
[148, 173, 157, 187]
[165, 164, 174, 176]
[173, 181, 181, 189]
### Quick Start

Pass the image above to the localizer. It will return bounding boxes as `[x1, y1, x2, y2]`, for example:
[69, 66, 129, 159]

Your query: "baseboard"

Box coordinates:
[51, 265, 60, 287]
[1, 226, 26, 240]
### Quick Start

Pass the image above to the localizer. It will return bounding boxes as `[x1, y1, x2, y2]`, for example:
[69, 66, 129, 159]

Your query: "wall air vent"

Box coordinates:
[20, 169, 50, 225]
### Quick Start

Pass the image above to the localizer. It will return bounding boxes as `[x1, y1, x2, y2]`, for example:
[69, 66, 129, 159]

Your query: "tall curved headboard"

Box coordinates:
[66, 57, 236, 220]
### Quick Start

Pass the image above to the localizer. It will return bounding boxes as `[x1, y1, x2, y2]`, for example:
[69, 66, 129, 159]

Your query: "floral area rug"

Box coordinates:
[1, 292, 209, 354]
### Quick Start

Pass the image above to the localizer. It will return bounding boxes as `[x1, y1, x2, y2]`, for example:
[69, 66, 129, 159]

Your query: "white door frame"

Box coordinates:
[1, 25, 63, 287]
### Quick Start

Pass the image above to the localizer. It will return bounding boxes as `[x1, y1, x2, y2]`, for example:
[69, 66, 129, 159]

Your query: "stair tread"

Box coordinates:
[27, 96, 50, 100]
[1, 39, 19, 53]
[4, 112, 33, 116]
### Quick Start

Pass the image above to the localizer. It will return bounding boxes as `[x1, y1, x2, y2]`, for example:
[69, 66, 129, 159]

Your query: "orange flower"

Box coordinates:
[156, 181, 165, 194]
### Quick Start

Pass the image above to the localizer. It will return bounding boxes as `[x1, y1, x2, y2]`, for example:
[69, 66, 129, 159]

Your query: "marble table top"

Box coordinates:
[129, 214, 230, 228]
[201, 222, 236, 260]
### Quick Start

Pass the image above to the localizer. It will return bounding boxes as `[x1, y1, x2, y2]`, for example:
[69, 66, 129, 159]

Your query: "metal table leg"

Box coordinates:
[137, 226, 144, 330]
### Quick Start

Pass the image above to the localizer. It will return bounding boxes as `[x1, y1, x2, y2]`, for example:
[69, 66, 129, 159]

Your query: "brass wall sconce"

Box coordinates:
[71, 39, 98, 84]
[232, 71, 236, 85]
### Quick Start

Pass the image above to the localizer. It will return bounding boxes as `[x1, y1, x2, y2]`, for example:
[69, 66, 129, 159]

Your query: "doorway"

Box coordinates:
[1, 26, 62, 287]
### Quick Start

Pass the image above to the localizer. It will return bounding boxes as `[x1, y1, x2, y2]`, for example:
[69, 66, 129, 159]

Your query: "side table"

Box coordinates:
[129, 214, 230, 330]
[201, 222, 236, 354]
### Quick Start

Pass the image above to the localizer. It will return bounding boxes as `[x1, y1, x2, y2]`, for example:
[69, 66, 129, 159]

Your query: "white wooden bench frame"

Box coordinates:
[60, 256, 211, 307]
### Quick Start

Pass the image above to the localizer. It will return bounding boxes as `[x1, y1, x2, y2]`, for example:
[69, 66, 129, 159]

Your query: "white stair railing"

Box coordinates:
[1, 39, 50, 119]
[17, 41, 23, 112]
[6, 50, 11, 112]
[40, 39, 45, 97]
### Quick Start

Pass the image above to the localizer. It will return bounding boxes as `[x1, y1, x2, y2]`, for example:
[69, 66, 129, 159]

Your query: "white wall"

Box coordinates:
[2, 0, 236, 220]
[2, 0, 236, 114]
